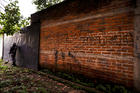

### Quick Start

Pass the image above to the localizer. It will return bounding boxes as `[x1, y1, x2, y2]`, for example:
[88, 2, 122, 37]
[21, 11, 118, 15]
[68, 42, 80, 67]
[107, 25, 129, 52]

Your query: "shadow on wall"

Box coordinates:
[41, 61, 133, 87]
[40, 50, 133, 87]
[16, 44, 34, 68]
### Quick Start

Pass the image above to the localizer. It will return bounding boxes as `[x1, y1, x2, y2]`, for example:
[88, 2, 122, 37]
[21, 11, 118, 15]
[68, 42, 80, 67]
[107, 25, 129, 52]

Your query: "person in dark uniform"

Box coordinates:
[9, 43, 18, 66]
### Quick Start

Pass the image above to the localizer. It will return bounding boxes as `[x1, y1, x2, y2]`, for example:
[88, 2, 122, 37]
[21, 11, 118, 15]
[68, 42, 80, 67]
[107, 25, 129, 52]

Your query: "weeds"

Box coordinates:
[41, 69, 134, 93]
[0, 60, 133, 93]
[0, 61, 75, 93]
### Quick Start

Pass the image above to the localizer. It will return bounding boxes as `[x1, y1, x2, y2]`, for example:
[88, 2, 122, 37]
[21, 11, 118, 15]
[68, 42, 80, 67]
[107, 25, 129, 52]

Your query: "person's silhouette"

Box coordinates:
[9, 43, 17, 66]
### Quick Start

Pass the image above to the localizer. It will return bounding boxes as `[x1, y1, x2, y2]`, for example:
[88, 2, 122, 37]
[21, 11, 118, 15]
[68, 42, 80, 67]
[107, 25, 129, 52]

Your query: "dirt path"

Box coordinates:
[0, 62, 86, 93]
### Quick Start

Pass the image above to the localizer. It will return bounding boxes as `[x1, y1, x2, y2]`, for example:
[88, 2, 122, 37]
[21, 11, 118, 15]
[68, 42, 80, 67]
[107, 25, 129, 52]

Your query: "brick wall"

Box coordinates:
[39, 0, 135, 87]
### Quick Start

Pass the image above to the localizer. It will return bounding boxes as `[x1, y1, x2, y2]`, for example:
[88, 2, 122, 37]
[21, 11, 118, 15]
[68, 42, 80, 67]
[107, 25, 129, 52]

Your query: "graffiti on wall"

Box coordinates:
[79, 31, 133, 46]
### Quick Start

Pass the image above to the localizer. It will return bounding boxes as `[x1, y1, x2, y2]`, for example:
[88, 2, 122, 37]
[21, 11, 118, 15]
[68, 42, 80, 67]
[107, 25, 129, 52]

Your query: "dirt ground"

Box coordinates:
[0, 61, 86, 93]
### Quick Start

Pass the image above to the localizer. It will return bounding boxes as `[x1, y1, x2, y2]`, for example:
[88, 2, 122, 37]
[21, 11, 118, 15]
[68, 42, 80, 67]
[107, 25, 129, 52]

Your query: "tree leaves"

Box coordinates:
[33, 0, 63, 11]
[0, 0, 30, 35]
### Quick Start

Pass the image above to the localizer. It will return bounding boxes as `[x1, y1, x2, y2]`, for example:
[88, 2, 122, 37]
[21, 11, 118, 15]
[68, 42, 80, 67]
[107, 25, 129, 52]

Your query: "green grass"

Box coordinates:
[0, 61, 78, 93]
[41, 69, 134, 93]
[0, 59, 8, 73]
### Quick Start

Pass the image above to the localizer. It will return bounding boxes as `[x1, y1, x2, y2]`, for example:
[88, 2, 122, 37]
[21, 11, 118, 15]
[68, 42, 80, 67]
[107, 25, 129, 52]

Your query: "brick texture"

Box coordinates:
[39, 0, 135, 87]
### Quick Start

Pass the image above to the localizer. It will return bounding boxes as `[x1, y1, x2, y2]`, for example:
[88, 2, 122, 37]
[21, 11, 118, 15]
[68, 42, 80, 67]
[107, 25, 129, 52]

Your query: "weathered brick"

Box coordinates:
[39, 0, 135, 87]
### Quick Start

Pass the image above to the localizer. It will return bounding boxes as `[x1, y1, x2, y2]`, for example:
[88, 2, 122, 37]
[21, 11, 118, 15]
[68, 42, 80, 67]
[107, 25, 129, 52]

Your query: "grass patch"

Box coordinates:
[0, 61, 77, 93]
[0, 60, 8, 73]
[41, 69, 134, 93]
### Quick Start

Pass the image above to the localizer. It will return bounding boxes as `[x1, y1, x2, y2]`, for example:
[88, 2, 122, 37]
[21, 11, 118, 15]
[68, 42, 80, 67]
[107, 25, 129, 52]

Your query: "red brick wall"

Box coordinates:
[40, 0, 135, 87]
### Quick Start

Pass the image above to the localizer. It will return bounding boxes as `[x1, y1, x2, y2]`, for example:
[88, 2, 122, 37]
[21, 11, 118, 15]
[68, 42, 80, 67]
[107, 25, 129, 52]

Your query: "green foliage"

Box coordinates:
[33, 0, 63, 11]
[0, 59, 2, 62]
[36, 87, 48, 93]
[0, 0, 30, 35]
[112, 85, 128, 93]
[96, 84, 107, 92]
[0, 80, 13, 88]
[0, 60, 8, 73]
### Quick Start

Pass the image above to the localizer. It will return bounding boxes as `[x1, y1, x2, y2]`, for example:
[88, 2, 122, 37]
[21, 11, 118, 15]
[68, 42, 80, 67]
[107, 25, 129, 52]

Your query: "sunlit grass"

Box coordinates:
[0, 59, 9, 73]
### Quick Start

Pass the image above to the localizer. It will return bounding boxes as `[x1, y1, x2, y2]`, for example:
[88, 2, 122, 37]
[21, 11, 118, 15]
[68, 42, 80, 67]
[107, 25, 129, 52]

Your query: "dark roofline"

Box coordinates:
[35, 0, 68, 14]
[31, 0, 120, 23]
[31, 0, 70, 23]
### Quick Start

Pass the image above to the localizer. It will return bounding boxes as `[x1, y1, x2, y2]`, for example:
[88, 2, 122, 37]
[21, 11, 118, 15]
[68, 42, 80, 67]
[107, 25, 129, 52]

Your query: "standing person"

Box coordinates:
[9, 43, 18, 66]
